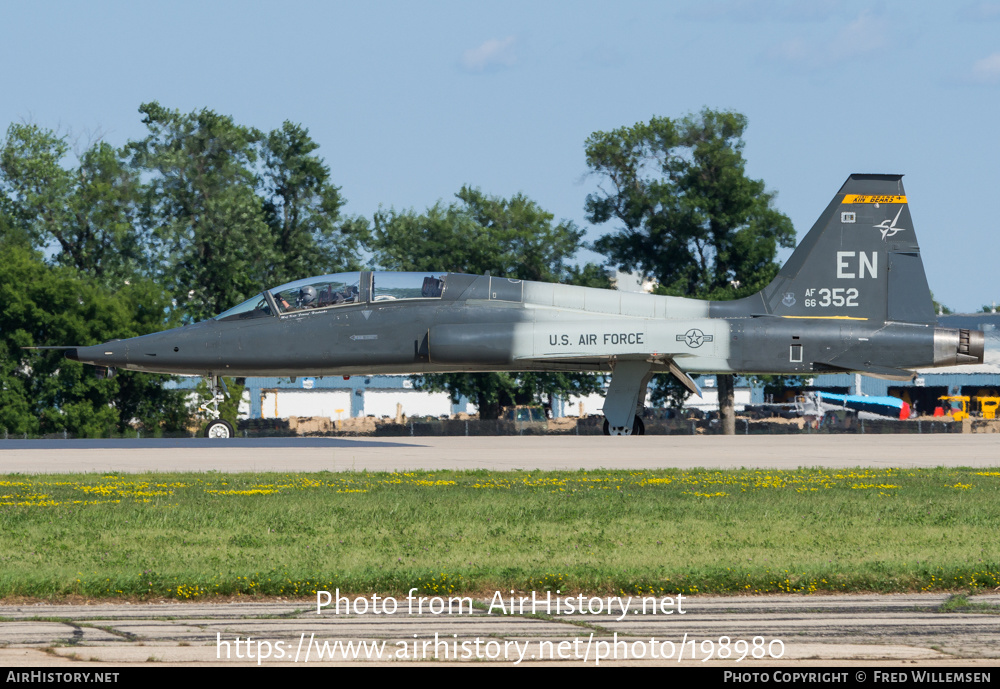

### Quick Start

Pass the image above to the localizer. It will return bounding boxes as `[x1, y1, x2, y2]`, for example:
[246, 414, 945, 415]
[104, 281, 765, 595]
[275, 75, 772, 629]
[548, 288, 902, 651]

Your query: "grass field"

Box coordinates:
[1, 467, 998, 600]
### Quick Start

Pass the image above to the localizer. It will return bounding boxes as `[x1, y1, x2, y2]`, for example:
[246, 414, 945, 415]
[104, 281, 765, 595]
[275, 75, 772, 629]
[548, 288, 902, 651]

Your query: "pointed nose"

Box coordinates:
[69, 342, 129, 368]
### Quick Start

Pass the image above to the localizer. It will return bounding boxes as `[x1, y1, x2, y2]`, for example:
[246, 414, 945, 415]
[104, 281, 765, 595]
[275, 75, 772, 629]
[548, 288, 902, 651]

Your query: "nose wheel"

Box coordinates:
[205, 419, 235, 439]
[603, 416, 645, 436]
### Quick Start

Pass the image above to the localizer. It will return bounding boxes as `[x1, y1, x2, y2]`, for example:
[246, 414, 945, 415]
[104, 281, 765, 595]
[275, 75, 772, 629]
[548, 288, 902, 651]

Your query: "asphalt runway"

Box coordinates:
[0, 434, 997, 474]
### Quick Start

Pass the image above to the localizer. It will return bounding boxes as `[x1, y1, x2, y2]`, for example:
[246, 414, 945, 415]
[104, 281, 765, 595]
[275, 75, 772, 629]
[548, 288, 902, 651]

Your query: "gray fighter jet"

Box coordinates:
[62, 174, 985, 437]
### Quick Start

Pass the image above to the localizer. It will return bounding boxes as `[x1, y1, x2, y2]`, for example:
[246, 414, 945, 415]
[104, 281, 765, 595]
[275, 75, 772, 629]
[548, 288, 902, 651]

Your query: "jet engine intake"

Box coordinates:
[428, 323, 515, 365]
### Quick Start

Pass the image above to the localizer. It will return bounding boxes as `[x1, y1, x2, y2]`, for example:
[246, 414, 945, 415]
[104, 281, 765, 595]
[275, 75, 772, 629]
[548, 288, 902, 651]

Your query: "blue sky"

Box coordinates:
[2, 0, 997, 311]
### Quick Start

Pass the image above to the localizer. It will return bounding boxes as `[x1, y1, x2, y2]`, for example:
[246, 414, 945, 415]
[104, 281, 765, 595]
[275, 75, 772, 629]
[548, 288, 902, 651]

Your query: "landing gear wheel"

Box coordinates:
[205, 419, 234, 439]
[602, 416, 645, 436]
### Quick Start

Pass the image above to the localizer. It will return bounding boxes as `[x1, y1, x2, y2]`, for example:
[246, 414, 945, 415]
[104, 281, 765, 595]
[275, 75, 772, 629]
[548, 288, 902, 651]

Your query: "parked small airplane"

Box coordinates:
[58, 174, 985, 437]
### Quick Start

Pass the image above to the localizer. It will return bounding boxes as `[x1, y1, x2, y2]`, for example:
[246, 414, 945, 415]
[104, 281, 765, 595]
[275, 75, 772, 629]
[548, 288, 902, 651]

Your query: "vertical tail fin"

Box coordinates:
[717, 174, 937, 325]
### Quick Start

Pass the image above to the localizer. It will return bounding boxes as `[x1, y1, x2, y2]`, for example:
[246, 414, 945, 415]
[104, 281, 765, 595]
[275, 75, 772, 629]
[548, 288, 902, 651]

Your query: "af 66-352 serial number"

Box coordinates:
[804, 287, 859, 308]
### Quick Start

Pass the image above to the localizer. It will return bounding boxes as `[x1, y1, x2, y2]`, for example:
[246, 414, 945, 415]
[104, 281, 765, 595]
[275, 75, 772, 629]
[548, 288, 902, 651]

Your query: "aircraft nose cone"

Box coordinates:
[64, 348, 79, 361]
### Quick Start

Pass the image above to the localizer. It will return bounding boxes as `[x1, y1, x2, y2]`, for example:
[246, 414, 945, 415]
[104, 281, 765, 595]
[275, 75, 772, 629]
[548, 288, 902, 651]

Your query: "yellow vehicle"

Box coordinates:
[939, 395, 971, 421]
[978, 397, 1000, 420]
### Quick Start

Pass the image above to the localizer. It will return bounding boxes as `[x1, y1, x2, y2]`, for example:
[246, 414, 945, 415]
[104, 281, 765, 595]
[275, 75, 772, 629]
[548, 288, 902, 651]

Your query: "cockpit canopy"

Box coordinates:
[212, 272, 448, 322]
[272, 274, 361, 312]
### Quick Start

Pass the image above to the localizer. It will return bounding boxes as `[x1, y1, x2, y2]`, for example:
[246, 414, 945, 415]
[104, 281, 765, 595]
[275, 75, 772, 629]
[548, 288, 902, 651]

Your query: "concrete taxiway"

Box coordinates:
[0, 434, 998, 473]
[1, 594, 999, 666]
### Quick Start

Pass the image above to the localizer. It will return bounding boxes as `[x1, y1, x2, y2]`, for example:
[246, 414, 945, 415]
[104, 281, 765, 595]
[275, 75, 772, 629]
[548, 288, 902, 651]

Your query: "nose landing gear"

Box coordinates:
[200, 375, 234, 438]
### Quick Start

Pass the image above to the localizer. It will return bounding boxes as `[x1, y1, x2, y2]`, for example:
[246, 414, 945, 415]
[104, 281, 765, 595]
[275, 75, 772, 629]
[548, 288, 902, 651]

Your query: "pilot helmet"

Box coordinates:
[297, 285, 317, 306]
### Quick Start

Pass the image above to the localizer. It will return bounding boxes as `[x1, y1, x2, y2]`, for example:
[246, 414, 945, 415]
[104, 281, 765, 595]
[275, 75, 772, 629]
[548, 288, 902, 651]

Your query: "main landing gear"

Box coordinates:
[601, 360, 653, 437]
[600, 358, 702, 436]
[200, 375, 234, 439]
[603, 416, 645, 436]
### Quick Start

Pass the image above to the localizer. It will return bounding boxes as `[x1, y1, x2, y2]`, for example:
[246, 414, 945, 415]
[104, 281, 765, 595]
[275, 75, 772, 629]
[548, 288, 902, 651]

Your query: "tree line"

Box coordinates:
[0, 103, 794, 435]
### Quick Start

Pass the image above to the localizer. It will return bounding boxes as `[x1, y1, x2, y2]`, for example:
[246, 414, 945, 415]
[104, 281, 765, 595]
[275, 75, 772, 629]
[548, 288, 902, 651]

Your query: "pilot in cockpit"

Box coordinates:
[296, 286, 318, 309]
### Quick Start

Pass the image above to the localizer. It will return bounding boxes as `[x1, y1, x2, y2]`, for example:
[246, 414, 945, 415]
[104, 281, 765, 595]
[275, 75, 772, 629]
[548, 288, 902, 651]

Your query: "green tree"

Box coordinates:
[0, 123, 192, 434]
[0, 124, 147, 285]
[130, 102, 276, 323]
[0, 245, 189, 436]
[260, 122, 366, 285]
[372, 186, 606, 419]
[67, 141, 148, 283]
[584, 109, 795, 433]
[565, 263, 613, 289]
[0, 193, 30, 248]
[0, 123, 71, 255]
[373, 186, 586, 280]
[930, 291, 953, 316]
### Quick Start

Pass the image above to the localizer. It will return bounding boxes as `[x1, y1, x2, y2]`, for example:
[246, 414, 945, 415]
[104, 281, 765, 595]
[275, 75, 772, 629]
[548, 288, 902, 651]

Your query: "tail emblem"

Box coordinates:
[874, 206, 907, 241]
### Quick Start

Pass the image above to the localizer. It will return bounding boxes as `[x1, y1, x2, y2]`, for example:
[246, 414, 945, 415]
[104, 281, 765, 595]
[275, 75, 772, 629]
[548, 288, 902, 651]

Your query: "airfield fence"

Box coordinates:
[231, 416, 964, 437]
[1, 416, 968, 440]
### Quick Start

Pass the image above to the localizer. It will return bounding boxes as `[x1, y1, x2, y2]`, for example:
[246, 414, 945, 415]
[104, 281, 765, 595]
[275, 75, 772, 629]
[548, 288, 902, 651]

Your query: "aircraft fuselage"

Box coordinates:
[60, 174, 987, 436]
[68, 272, 979, 380]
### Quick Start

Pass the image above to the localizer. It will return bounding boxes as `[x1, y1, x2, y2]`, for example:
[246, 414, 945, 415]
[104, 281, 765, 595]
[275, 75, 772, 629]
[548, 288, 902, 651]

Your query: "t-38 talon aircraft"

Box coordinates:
[57, 174, 985, 437]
